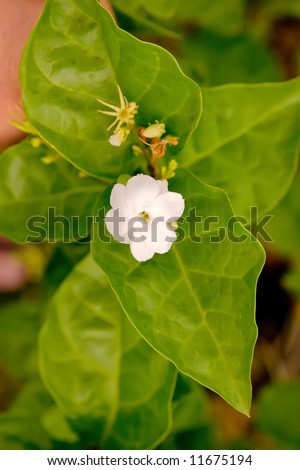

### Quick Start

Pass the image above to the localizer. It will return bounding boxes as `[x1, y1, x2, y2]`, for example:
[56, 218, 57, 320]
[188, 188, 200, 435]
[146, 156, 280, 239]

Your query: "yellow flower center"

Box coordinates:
[139, 211, 150, 221]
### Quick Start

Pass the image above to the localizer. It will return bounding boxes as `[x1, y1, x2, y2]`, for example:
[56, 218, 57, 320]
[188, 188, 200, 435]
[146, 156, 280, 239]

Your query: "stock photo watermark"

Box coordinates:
[25, 206, 274, 245]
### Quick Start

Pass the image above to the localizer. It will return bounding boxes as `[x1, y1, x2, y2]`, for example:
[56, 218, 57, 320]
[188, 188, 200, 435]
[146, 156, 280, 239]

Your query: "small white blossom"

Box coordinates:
[105, 174, 185, 262]
[109, 127, 130, 147]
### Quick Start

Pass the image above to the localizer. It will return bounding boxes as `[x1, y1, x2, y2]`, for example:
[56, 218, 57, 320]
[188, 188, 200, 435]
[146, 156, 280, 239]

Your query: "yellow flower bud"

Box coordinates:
[31, 137, 42, 148]
[141, 122, 166, 139]
[132, 145, 144, 157]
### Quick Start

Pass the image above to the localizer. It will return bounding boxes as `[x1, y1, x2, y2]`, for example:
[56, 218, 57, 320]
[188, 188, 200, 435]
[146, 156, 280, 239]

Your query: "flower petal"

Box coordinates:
[130, 241, 155, 262]
[126, 174, 161, 212]
[110, 183, 133, 218]
[148, 191, 185, 220]
[104, 208, 130, 244]
[146, 221, 175, 254]
[157, 179, 169, 195]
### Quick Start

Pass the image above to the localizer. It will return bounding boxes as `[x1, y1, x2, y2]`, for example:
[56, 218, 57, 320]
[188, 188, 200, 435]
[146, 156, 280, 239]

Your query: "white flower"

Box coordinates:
[97, 85, 138, 132]
[109, 127, 130, 147]
[105, 174, 185, 262]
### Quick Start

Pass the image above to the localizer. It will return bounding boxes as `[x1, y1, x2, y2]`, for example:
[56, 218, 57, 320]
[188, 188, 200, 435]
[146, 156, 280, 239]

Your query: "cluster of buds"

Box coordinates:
[97, 85, 138, 147]
[9, 107, 63, 166]
[138, 122, 179, 160]
[97, 86, 179, 180]
[161, 159, 178, 180]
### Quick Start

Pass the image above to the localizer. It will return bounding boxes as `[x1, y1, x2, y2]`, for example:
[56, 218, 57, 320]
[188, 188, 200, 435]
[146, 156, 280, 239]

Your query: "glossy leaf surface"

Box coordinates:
[40, 256, 176, 449]
[0, 138, 102, 243]
[20, 0, 201, 178]
[180, 79, 300, 218]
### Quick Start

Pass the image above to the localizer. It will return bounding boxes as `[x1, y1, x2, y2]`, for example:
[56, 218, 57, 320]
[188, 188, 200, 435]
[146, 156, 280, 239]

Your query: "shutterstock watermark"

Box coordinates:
[25, 206, 274, 245]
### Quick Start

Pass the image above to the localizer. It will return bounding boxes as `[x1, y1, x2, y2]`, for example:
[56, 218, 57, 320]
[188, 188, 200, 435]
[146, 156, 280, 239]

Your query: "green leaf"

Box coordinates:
[142, 0, 180, 19]
[174, 0, 245, 36]
[41, 406, 79, 444]
[267, 174, 300, 257]
[172, 375, 211, 435]
[0, 298, 42, 379]
[179, 79, 300, 218]
[39, 255, 176, 449]
[111, 0, 180, 20]
[255, 381, 300, 448]
[0, 138, 103, 243]
[283, 266, 300, 300]
[178, 31, 281, 87]
[0, 382, 52, 450]
[260, 0, 300, 20]
[110, 1, 180, 40]
[159, 375, 212, 450]
[20, 0, 201, 179]
[92, 168, 265, 414]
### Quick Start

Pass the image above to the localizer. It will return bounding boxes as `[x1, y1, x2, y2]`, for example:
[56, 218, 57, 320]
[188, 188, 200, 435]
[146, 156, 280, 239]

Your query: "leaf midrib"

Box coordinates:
[172, 245, 245, 408]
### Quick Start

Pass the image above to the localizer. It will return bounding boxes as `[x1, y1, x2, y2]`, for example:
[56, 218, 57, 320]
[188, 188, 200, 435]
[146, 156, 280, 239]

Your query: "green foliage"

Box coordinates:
[179, 79, 300, 218]
[160, 375, 213, 450]
[92, 168, 265, 415]
[0, 382, 52, 450]
[267, 174, 300, 257]
[20, 0, 201, 179]
[0, 297, 42, 379]
[257, 0, 300, 20]
[112, 0, 244, 36]
[111, 0, 180, 20]
[143, 0, 180, 19]
[179, 31, 281, 86]
[41, 406, 79, 445]
[1, 0, 299, 451]
[172, 375, 211, 434]
[255, 381, 300, 448]
[39, 256, 176, 449]
[0, 138, 102, 243]
[174, 0, 245, 36]
[283, 266, 300, 300]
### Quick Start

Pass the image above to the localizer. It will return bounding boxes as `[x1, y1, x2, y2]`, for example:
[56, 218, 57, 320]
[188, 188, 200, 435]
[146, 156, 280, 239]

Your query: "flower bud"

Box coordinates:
[132, 145, 144, 157]
[109, 127, 130, 147]
[141, 122, 166, 139]
[31, 137, 42, 148]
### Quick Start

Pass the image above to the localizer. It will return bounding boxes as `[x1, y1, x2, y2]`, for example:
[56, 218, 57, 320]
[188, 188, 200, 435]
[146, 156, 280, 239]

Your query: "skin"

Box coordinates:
[0, 0, 113, 152]
[0, 0, 112, 291]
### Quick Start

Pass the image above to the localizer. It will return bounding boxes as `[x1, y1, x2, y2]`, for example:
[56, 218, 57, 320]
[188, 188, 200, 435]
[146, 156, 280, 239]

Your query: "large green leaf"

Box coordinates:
[179, 79, 300, 218]
[39, 255, 176, 449]
[174, 0, 244, 36]
[20, 0, 201, 179]
[92, 168, 265, 414]
[255, 381, 300, 448]
[0, 138, 103, 243]
[178, 31, 281, 87]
